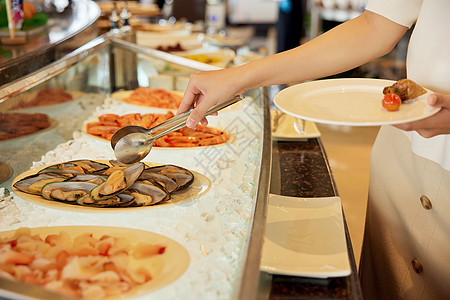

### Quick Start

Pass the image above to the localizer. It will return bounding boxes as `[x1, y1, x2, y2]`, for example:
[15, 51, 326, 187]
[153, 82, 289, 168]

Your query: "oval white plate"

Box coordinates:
[11, 161, 211, 212]
[274, 78, 440, 126]
[0, 226, 189, 298]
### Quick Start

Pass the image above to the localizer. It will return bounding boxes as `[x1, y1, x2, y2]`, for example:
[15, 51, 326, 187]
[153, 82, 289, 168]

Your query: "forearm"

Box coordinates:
[237, 10, 408, 91]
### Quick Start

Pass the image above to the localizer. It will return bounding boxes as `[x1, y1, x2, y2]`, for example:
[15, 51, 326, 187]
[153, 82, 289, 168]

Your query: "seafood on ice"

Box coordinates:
[0, 227, 166, 299]
[13, 160, 194, 208]
[121, 87, 182, 109]
[85, 112, 230, 147]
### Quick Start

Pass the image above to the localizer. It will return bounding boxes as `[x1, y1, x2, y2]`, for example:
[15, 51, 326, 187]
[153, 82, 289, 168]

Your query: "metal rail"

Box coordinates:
[0, 36, 108, 102]
[236, 87, 272, 300]
[110, 37, 221, 72]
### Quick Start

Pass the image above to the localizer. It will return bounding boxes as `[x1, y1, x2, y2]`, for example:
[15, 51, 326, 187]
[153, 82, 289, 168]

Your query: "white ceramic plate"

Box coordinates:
[0, 226, 189, 298]
[11, 161, 211, 212]
[260, 194, 351, 278]
[136, 32, 203, 51]
[271, 109, 320, 140]
[133, 22, 192, 35]
[274, 78, 440, 126]
[204, 35, 245, 48]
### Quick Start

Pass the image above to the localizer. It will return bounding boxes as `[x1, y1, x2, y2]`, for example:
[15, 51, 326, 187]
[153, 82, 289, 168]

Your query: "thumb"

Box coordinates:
[428, 93, 450, 109]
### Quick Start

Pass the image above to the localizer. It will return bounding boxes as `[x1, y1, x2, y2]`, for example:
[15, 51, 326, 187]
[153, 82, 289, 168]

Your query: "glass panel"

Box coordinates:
[0, 50, 109, 186]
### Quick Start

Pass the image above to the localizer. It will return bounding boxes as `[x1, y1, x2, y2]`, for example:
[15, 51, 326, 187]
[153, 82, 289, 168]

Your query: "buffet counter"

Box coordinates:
[0, 23, 362, 299]
[0, 27, 270, 299]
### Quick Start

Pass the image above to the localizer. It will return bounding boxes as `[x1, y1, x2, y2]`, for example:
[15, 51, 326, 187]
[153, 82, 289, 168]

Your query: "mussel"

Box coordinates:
[67, 174, 107, 185]
[41, 182, 97, 202]
[76, 193, 135, 207]
[13, 173, 67, 195]
[44, 160, 109, 174]
[137, 170, 178, 193]
[128, 182, 170, 206]
[69, 160, 110, 173]
[38, 167, 83, 178]
[145, 165, 194, 190]
[90, 162, 145, 201]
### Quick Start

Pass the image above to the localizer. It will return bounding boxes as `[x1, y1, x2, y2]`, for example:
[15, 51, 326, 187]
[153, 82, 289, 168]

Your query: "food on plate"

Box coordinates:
[156, 42, 186, 52]
[0, 112, 51, 141]
[122, 87, 182, 109]
[382, 93, 402, 111]
[382, 79, 427, 102]
[85, 112, 230, 147]
[182, 53, 222, 65]
[0, 227, 166, 299]
[13, 160, 195, 208]
[8, 88, 74, 110]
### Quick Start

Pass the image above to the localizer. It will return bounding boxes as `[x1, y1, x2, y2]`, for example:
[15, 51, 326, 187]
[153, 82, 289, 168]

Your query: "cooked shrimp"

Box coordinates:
[167, 142, 198, 147]
[123, 88, 182, 109]
[154, 138, 171, 147]
[99, 114, 120, 123]
[166, 136, 200, 143]
[195, 124, 223, 135]
[86, 126, 119, 136]
[198, 132, 229, 146]
[141, 114, 155, 128]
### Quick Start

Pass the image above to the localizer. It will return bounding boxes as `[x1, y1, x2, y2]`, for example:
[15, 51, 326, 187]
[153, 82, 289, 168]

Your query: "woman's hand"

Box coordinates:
[177, 68, 246, 128]
[394, 93, 450, 137]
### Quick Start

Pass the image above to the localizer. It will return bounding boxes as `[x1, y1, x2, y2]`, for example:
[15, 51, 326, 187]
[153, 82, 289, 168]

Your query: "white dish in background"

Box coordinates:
[132, 22, 192, 36]
[274, 78, 439, 126]
[204, 35, 245, 48]
[136, 32, 203, 51]
[271, 109, 320, 140]
[261, 194, 351, 278]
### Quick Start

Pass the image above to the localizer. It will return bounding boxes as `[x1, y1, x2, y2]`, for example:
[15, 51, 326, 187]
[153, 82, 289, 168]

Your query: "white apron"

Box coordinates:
[360, 125, 450, 299]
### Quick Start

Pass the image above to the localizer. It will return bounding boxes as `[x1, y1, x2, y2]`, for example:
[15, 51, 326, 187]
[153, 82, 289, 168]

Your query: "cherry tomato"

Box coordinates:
[382, 93, 401, 111]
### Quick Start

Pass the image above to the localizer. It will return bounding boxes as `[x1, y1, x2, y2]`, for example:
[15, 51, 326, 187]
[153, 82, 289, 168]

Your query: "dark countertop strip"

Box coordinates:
[277, 140, 335, 198]
[266, 138, 362, 300]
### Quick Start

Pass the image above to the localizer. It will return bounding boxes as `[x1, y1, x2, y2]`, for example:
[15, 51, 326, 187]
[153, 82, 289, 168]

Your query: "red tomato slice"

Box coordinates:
[382, 93, 401, 111]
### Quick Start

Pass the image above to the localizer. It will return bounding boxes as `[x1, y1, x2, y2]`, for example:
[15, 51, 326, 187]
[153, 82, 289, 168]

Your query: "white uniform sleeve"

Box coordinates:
[365, 0, 423, 28]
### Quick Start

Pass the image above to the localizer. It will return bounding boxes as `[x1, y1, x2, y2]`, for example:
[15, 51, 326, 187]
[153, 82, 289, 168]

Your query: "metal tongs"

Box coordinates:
[111, 95, 244, 164]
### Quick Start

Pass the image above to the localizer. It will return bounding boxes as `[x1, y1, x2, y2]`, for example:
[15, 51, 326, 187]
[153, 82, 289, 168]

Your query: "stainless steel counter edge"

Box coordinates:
[0, 35, 108, 102]
[236, 87, 272, 300]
